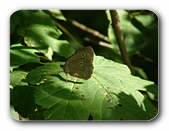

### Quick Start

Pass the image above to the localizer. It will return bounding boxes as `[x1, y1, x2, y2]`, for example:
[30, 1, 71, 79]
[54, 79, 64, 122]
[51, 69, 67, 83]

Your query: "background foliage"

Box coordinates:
[10, 10, 158, 120]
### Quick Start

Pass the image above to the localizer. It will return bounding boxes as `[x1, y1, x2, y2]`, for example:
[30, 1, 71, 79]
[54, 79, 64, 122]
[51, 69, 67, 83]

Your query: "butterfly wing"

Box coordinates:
[63, 46, 94, 80]
[65, 57, 93, 79]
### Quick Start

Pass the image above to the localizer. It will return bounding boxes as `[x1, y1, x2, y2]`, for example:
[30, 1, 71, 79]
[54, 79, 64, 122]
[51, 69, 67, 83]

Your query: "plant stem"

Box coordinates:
[110, 10, 134, 74]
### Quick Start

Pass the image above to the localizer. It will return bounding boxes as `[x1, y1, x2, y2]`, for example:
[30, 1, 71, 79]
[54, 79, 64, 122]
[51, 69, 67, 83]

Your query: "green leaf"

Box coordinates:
[10, 43, 41, 70]
[13, 10, 74, 58]
[18, 23, 62, 48]
[45, 39, 75, 58]
[26, 62, 62, 85]
[10, 10, 75, 59]
[10, 86, 36, 118]
[32, 55, 157, 120]
[34, 77, 90, 120]
[10, 71, 27, 87]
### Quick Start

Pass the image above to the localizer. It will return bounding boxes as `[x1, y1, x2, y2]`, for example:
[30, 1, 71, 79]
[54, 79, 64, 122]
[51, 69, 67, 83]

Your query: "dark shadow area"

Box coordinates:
[105, 91, 158, 120]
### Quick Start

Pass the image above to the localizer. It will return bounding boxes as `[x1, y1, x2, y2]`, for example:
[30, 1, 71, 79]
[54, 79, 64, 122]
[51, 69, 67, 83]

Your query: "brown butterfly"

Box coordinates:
[60, 46, 94, 80]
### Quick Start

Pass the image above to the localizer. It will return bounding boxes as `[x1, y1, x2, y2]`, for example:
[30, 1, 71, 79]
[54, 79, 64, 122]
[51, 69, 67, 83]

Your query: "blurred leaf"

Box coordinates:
[10, 86, 36, 118]
[132, 66, 148, 80]
[107, 10, 145, 54]
[47, 10, 66, 20]
[45, 39, 74, 58]
[18, 23, 62, 48]
[10, 43, 41, 70]
[10, 71, 27, 87]
[107, 10, 158, 55]
[11, 10, 74, 58]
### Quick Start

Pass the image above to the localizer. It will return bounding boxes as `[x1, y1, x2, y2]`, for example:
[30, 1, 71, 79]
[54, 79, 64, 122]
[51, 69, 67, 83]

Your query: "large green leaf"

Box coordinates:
[31, 55, 158, 120]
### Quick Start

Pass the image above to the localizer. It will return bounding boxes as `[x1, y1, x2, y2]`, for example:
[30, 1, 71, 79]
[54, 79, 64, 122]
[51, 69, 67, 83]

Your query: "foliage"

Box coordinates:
[10, 10, 158, 120]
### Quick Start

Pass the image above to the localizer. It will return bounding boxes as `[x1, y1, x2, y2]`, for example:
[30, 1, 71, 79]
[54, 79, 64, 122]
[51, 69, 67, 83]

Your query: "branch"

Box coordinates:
[67, 19, 110, 43]
[110, 10, 134, 74]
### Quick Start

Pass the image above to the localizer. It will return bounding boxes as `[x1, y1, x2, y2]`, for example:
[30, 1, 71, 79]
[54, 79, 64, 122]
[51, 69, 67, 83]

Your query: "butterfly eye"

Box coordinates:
[81, 53, 85, 57]
[79, 60, 83, 66]
[84, 71, 88, 74]
[83, 71, 88, 77]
